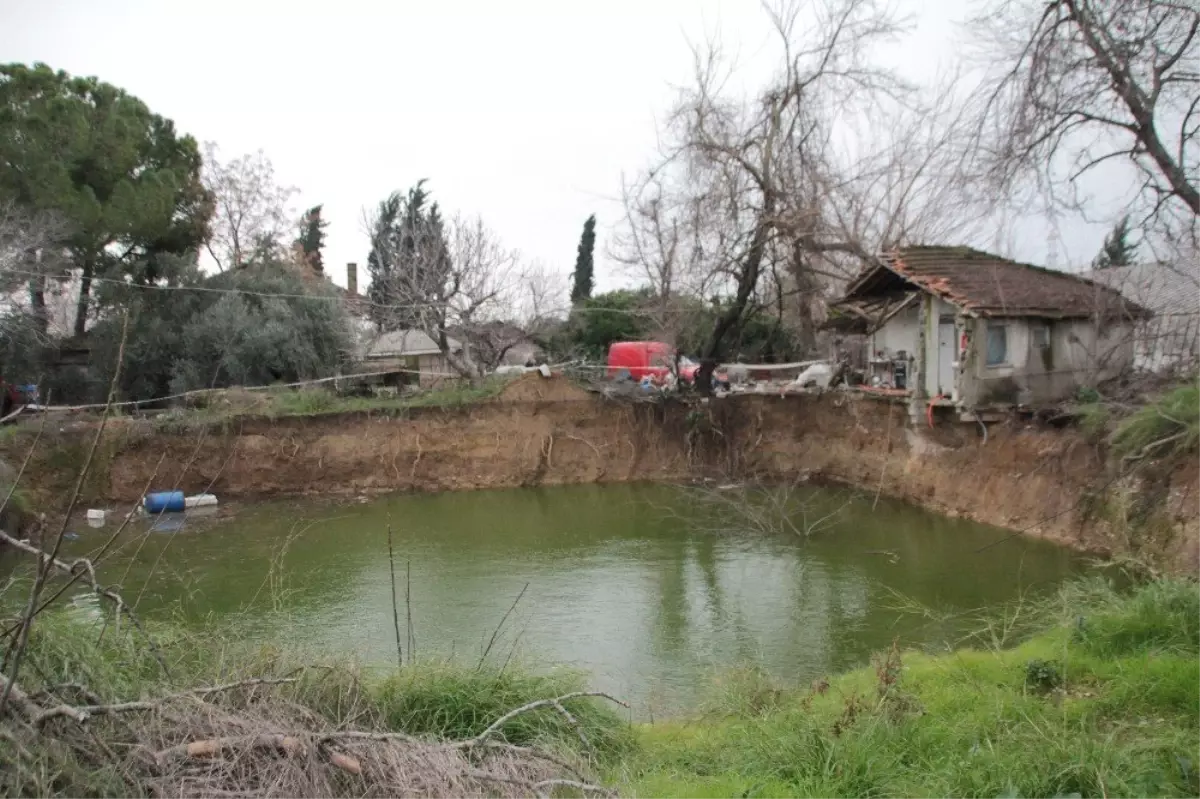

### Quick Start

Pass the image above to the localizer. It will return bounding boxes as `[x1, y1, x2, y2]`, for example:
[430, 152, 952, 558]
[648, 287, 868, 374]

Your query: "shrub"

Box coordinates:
[86, 261, 353, 404]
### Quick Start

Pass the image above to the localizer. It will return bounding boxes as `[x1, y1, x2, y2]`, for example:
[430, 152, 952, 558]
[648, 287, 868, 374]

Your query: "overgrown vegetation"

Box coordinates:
[610, 577, 1200, 798]
[0, 612, 629, 797]
[1111, 383, 1199, 461]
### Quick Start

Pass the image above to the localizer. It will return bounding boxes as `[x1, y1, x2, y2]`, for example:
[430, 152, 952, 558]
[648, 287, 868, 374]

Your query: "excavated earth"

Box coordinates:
[19, 375, 1199, 572]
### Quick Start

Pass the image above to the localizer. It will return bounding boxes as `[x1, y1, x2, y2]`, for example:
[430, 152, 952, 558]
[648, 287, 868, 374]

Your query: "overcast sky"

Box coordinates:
[2, 0, 1120, 294]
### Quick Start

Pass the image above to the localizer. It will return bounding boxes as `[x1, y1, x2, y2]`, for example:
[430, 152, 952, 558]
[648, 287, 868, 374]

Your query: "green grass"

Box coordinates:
[1078, 400, 1112, 440]
[611, 577, 1200, 798]
[263, 379, 509, 418]
[1110, 383, 1199, 460]
[376, 659, 632, 753]
[148, 378, 511, 433]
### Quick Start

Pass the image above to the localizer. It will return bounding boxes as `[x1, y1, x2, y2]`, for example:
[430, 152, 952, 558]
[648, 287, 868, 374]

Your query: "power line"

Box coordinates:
[0, 266, 727, 321]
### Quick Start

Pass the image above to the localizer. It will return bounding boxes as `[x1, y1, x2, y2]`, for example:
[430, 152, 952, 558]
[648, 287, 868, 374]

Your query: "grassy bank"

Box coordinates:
[0, 612, 630, 797]
[613, 577, 1200, 798]
[3, 577, 1197, 797]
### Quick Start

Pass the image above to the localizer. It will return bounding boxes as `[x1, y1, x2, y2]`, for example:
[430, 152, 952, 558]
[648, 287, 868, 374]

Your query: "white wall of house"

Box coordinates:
[958, 315, 1135, 407]
[869, 295, 959, 395]
[869, 301, 919, 358]
[871, 291, 1138, 407]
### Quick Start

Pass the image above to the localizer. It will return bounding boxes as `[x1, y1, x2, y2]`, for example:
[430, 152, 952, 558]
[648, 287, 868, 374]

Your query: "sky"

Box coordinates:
[1, 0, 1121, 296]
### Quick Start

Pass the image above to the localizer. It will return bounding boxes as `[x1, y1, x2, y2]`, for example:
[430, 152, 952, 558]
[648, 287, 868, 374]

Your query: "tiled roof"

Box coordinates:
[842, 246, 1150, 319]
[362, 329, 462, 358]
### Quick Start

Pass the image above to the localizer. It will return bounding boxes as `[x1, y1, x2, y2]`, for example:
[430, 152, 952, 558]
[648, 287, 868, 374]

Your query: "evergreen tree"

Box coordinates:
[295, 204, 327, 273]
[571, 214, 596, 303]
[0, 62, 212, 336]
[1092, 215, 1139, 268]
[366, 180, 450, 330]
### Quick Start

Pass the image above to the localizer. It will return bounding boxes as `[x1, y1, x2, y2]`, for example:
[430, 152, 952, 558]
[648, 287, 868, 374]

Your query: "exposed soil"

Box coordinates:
[16, 377, 1198, 572]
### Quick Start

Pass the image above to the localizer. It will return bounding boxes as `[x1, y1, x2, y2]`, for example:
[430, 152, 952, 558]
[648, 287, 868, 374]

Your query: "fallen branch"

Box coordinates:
[0, 529, 168, 675]
[33, 677, 302, 727]
[467, 771, 616, 798]
[461, 691, 629, 752]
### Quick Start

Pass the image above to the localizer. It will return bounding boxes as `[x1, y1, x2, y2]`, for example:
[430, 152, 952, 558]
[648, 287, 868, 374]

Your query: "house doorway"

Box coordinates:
[936, 320, 956, 396]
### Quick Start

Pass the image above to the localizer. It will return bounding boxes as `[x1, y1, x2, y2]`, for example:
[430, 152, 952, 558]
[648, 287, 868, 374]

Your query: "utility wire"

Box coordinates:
[1, 266, 728, 321]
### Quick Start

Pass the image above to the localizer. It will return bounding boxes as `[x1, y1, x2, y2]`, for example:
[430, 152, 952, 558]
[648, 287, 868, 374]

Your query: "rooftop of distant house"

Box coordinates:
[362, 329, 462, 359]
[1080, 261, 1200, 319]
[840, 245, 1152, 320]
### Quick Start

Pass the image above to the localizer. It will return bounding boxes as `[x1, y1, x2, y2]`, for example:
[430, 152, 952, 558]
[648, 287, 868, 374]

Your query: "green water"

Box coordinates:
[56, 484, 1086, 716]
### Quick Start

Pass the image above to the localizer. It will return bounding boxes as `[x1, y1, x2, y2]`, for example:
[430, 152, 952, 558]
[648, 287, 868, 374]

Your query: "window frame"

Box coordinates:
[1031, 324, 1051, 351]
[985, 323, 1009, 367]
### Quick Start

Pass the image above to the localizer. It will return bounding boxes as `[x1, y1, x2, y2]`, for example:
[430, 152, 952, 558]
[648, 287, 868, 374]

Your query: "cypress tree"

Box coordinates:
[571, 214, 596, 303]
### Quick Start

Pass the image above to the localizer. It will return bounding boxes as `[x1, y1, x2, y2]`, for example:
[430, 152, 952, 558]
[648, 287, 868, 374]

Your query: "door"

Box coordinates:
[936, 321, 956, 396]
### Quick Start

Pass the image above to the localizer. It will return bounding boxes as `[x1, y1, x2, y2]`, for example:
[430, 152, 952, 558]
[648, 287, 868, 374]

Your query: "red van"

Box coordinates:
[607, 341, 686, 383]
[606, 341, 727, 386]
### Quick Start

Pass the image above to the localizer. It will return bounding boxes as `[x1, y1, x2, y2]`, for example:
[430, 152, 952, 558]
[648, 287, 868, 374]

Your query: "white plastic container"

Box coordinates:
[183, 493, 219, 509]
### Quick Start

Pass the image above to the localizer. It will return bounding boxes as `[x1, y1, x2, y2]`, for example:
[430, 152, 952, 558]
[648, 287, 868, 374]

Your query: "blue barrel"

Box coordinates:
[144, 491, 185, 514]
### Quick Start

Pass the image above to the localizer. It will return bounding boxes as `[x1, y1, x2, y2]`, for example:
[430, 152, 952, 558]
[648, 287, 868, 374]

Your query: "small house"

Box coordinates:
[836, 246, 1149, 411]
[360, 329, 462, 388]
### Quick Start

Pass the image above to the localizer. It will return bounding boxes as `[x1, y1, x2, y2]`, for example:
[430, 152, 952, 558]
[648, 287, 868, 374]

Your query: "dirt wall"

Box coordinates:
[21, 376, 1199, 571]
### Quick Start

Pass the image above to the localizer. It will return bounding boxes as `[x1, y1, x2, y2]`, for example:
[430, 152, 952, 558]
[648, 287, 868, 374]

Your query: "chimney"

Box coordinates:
[346, 262, 358, 296]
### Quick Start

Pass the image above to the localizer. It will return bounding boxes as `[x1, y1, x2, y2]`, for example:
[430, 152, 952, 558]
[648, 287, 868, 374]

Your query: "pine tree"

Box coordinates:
[296, 204, 327, 273]
[571, 214, 596, 303]
[1092, 215, 1139, 269]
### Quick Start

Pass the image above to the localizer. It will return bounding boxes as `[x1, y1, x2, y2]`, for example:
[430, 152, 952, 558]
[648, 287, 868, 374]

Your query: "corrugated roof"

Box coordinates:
[363, 329, 462, 358]
[1080, 261, 1200, 318]
[842, 246, 1150, 319]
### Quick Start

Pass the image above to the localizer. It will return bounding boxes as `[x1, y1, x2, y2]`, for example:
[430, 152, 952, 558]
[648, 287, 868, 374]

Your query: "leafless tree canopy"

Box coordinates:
[614, 0, 989, 383]
[201, 143, 298, 271]
[0, 200, 70, 342]
[969, 0, 1199, 253]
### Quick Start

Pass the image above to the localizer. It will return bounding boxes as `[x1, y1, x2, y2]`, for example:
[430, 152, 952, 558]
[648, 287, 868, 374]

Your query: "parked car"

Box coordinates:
[606, 341, 728, 388]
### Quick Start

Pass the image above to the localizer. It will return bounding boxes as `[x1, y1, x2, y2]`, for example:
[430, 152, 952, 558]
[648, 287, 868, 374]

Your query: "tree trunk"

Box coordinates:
[73, 260, 93, 339]
[28, 276, 47, 340]
[696, 214, 774, 394]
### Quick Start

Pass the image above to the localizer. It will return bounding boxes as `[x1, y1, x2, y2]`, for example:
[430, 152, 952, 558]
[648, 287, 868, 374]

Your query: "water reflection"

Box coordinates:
[52, 483, 1087, 716]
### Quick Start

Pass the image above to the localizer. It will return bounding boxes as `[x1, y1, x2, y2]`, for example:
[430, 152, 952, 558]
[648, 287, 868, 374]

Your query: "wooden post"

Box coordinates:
[910, 293, 931, 423]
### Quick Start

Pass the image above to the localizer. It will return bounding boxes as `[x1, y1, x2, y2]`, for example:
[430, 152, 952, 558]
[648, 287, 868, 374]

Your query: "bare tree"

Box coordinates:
[201, 143, 298, 271]
[610, 170, 717, 343]
[968, 0, 1199, 253]
[628, 0, 961, 387]
[0, 200, 70, 343]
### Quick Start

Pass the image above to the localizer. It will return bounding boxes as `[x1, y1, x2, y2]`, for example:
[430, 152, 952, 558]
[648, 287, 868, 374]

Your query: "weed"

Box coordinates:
[1023, 658, 1063, 693]
[1077, 401, 1111, 439]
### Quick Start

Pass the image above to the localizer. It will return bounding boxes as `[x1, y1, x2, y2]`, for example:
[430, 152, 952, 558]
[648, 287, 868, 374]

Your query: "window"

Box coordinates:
[986, 324, 1008, 366]
[1032, 323, 1053, 369]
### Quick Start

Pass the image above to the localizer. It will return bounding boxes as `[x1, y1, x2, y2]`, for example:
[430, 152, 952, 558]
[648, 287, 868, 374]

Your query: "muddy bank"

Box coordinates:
[18, 377, 1198, 571]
